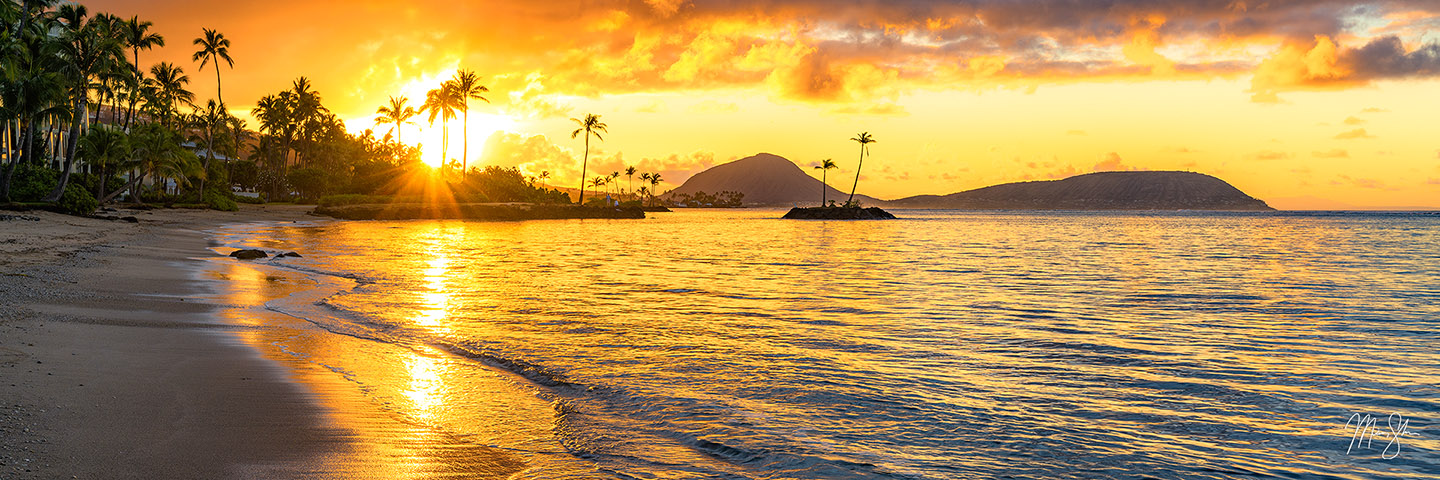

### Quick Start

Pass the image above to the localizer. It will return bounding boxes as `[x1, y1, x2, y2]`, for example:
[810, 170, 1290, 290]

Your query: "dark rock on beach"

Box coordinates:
[279, 252, 302, 258]
[229, 249, 268, 260]
[783, 206, 897, 220]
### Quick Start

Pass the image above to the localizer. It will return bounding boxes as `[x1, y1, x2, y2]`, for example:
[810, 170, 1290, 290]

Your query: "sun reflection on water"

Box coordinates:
[198, 255, 533, 478]
[413, 225, 465, 334]
[403, 351, 448, 422]
[204, 211, 1440, 479]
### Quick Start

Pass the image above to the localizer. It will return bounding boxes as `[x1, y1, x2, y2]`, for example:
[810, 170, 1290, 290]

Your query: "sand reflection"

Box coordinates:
[201, 256, 526, 478]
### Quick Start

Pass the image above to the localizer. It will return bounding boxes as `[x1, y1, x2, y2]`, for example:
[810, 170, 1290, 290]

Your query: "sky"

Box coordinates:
[88, 0, 1440, 209]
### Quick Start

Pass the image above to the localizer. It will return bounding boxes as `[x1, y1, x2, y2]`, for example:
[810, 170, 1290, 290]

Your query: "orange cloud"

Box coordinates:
[1334, 128, 1376, 140]
[1093, 152, 1143, 172]
[1249, 35, 1353, 102]
[1250, 35, 1440, 102]
[82, 0, 1440, 118]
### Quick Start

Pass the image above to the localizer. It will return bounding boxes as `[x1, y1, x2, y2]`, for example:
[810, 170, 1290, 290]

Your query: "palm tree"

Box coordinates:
[145, 62, 193, 127]
[647, 172, 663, 206]
[813, 158, 837, 206]
[46, 4, 126, 202]
[105, 122, 197, 202]
[76, 124, 129, 203]
[570, 113, 606, 205]
[609, 171, 620, 198]
[450, 69, 489, 177]
[224, 116, 249, 181]
[624, 166, 637, 201]
[188, 99, 227, 195]
[847, 132, 875, 206]
[85, 13, 129, 128]
[288, 77, 327, 166]
[250, 92, 294, 166]
[122, 15, 162, 128]
[191, 28, 232, 106]
[374, 95, 417, 146]
[538, 170, 550, 190]
[1, 1, 69, 201]
[422, 81, 459, 169]
[0, 70, 69, 202]
[591, 176, 607, 203]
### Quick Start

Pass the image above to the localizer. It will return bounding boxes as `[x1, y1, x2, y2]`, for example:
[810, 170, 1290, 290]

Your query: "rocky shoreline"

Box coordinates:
[782, 206, 897, 220]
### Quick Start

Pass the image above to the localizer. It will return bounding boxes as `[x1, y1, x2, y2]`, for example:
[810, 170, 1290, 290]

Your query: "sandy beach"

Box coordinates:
[0, 205, 525, 479]
[0, 206, 332, 478]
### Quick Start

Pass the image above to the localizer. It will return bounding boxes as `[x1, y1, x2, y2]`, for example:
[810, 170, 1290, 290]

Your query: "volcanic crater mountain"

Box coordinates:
[663, 153, 883, 206]
[667, 153, 1273, 210]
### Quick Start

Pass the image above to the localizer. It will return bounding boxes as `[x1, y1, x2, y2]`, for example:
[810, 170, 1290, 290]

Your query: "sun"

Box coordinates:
[355, 70, 519, 169]
[414, 112, 516, 169]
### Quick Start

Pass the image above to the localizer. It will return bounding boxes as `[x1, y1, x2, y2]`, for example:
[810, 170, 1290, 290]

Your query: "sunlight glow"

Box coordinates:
[403, 352, 446, 421]
[415, 254, 450, 328]
[351, 69, 519, 169]
[415, 112, 516, 169]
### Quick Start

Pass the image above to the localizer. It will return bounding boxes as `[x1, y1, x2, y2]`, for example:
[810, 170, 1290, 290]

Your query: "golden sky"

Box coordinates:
[90, 0, 1440, 208]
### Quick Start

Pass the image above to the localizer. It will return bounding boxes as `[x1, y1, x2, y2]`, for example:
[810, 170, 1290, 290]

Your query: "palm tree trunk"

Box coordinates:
[95, 164, 107, 203]
[129, 168, 142, 203]
[127, 51, 139, 129]
[847, 148, 863, 205]
[44, 98, 87, 203]
[578, 133, 588, 205]
[0, 122, 15, 203]
[215, 68, 223, 110]
[200, 136, 214, 197]
[1, 118, 32, 202]
[103, 173, 146, 204]
[821, 170, 827, 206]
[21, 118, 34, 165]
[461, 110, 468, 178]
[124, 93, 136, 130]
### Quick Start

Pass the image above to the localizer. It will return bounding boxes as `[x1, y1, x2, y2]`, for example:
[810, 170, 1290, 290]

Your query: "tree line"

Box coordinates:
[0, 0, 882, 214]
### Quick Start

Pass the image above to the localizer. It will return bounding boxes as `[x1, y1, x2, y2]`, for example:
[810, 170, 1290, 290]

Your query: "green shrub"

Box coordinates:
[287, 167, 329, 202]
[203, 189, 238, 211]
[56, 182, 98, 216]
[235, 194, 265, 204]
[6, 163, 57, 202]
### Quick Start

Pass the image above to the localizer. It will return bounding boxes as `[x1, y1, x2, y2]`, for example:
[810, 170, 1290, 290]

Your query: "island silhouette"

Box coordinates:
[666, 153, 1273, 211]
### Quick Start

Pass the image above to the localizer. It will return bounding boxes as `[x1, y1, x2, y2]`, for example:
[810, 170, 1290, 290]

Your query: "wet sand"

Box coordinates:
[0, 205, 526, 478]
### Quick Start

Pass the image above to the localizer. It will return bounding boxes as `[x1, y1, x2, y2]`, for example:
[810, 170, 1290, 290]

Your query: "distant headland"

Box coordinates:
[886, 171, 1273, 210]
[665, 154, 1273, 211]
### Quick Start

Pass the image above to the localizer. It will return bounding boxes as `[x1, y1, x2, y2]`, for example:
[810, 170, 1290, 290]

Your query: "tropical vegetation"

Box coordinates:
[0, 0, 653, 216]
[847, 132, 875, 207]
[813, 158, 837, 206]
[570, 113, 606, 205]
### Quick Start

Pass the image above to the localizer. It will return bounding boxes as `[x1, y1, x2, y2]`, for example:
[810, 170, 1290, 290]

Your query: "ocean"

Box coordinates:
[205, 209, 1439, 478]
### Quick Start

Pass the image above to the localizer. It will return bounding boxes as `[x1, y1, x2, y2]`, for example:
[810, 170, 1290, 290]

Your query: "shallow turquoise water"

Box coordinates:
[213, 209, 1440, 478]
